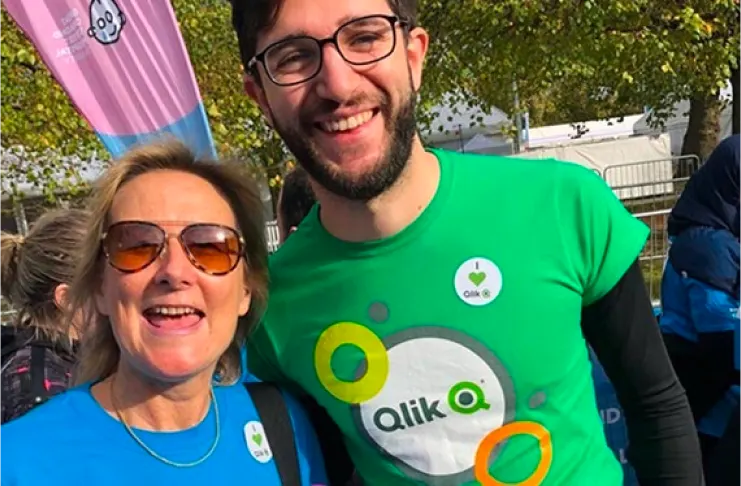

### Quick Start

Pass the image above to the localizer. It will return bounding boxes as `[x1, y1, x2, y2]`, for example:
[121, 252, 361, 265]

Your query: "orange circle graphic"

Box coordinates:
[474, 421, 553, 486]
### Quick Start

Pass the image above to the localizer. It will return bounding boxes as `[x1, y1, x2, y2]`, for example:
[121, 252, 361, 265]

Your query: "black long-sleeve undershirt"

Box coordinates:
[582, 260, 703, 485]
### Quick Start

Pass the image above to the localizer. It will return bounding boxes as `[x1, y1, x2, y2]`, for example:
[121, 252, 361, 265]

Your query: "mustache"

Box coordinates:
[300, 93, 390, 121]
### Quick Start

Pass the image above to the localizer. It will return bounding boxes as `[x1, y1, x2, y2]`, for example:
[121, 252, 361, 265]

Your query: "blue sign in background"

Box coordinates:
[590, 350, 638, 486]
[588, 306, 664, 485]
[589, 306, 661, 486]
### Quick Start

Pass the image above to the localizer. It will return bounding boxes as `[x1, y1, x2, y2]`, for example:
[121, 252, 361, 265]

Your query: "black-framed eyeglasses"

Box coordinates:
[248, 14, 408, 87]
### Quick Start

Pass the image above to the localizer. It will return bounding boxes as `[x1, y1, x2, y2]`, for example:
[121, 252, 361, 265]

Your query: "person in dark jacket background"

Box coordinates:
[276, 165, 316, 244]
[660, 134, 740, 485]
[1, 209, 89, 424]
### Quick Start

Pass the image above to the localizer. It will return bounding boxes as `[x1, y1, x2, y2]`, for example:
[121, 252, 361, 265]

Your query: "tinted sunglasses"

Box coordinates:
[102, 221, 245, 276]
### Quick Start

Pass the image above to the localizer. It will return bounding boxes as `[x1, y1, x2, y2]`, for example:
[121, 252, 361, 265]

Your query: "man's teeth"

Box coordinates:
[320, 110, 373, 133]
[149, 306, 198, 316]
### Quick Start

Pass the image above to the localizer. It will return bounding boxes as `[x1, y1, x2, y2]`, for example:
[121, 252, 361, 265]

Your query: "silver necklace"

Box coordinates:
[111, 379, 220, 468]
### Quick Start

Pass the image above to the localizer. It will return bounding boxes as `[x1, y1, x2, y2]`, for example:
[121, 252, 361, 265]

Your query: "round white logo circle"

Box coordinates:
[356, 335, 510, 479]
[244, 421, 273, 464]
[454, 257, 503, 306]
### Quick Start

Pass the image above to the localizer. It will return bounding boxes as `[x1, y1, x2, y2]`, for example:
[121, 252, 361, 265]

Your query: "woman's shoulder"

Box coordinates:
[1, 384, 98, 477]
[673, 225, 739, 248]
[2, 384, 92, 435]
[677, 225, 738, 259]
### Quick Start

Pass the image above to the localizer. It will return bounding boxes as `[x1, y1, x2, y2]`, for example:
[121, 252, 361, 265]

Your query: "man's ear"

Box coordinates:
[405, 26, 430, 93]
[244, 74, 274, 128]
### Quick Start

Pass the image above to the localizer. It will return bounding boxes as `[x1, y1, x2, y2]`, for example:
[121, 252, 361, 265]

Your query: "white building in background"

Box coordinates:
[421, 98, 512, 154]
[526, 115, 644, 149]
[419, 97, 682, 202]
[423, 80, 735, 158]
[421, 96, 650, 156]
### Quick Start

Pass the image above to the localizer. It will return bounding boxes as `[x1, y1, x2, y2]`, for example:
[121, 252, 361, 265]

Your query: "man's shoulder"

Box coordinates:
[267, 207, 336, 285]
[432, 148, 595, 182]
[267, 230, 317, 279]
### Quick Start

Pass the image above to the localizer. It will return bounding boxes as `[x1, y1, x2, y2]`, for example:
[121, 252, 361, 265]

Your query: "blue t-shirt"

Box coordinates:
[1, 383, 327, 486]
[241, 346, 261, 383]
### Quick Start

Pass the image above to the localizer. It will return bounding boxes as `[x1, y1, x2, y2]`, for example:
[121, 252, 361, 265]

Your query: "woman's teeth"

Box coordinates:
[148, 306, 198, 316]
[320, 110, 373, 133]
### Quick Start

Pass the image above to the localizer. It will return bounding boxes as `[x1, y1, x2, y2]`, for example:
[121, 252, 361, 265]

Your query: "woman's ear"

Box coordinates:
[239, 286, 252, 317]
[53, 283, 70, 311]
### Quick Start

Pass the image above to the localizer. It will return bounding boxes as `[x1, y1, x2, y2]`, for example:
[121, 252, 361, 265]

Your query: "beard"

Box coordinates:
[270, 89, 417, 202]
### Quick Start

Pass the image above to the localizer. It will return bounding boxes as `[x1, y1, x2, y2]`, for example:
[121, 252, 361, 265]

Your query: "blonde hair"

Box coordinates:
[0, 208, 89, 348]
[70, 140, 268, 385]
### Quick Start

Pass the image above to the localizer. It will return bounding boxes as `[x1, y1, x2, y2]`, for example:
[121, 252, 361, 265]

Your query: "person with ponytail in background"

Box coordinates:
[0, 208, 89, 424]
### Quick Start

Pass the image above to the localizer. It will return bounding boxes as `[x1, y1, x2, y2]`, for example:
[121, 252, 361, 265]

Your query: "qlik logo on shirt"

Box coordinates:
[244, 421, 273, 464]
[454, 258, 503, 306]
[314, 324, 553, 485]
[369, 378, 492, 434]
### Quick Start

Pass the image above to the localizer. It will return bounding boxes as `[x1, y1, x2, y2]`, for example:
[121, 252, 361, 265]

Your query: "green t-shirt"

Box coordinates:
[248, 150, 649, 486]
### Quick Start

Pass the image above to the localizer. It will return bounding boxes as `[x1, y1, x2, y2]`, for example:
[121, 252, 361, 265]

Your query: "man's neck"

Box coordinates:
[314, 138, 440, 242]
[92, 364, 215, 432]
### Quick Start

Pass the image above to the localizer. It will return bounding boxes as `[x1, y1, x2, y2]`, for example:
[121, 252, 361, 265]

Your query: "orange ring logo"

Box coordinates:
[474, 421, 552, 486]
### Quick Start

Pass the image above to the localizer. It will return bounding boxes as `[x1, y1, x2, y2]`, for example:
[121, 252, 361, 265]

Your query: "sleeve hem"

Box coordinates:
[583, 223, 650, 306]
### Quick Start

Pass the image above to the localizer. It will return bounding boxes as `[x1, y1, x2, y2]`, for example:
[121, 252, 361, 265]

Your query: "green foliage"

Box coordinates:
[1, 9, 103, 202]
[419, 0, 740, 128]
[3, 1, 737, 199]
[173, 0, 288, 175]
[1, 1, 286, 201]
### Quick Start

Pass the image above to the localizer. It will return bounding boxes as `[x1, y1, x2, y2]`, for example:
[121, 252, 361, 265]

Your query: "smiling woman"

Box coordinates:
[0, 139, 328, 486]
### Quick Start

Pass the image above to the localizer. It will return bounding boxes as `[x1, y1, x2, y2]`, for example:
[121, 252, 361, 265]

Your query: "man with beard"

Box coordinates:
[230, 0, 702, 484]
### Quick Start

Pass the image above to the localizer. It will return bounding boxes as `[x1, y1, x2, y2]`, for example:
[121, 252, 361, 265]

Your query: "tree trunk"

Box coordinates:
[732, 64, 740, 135]
[679, 94, 721, 177]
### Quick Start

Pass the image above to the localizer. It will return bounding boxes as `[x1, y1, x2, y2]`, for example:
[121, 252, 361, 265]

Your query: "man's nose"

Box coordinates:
[313, 44, 361, 102]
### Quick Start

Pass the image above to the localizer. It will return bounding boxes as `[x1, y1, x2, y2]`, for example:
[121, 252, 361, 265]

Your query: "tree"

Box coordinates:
[731, 63, 740, 134]
[173, 0, 283, 163]
[1, 9, 103, 203]
[174, 0, 299, 212]
[4, 0, 737, 201]
[418, 0, 740, 159]
[518, 79, 644, 128]
[1, 1, 287, 202]
[681, 95, 723, 161]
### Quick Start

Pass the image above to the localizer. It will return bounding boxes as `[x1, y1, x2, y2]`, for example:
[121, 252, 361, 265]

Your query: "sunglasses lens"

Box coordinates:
[182, 225, 241, 275]
[104, 223, 163, 272]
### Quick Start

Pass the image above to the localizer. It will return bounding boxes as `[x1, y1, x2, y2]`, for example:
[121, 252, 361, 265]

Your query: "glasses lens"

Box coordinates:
[104, 222, 164, 272]
[265, 37, 320, 85]
[338, 16, 395, 64]
[181, 225, 242, 275]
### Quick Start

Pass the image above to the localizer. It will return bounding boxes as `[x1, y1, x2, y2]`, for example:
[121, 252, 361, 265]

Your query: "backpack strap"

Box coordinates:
[245, 382, 301, 486]
[30, 345, 48, 403]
